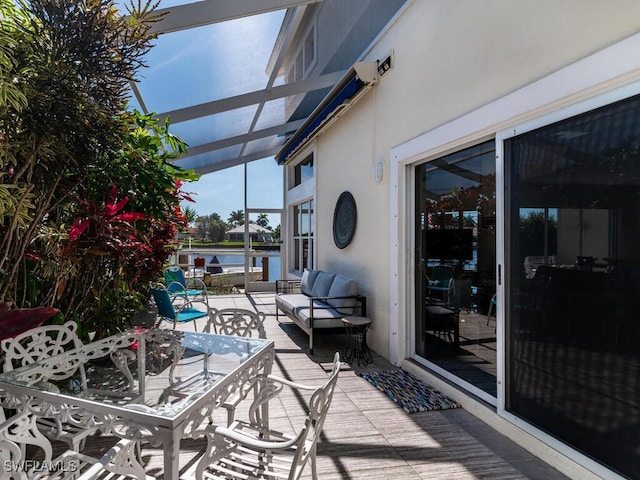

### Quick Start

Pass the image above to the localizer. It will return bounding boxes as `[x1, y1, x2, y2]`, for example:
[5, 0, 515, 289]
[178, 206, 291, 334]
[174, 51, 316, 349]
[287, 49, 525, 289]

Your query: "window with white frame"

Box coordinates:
[292, 199, 314, 272]
[504, 93, 640, 479]
[286, 23, 316, 83]
[287, 150, 315, 274]
[303, 26, 316, 73]
[293, 154, 314, 187]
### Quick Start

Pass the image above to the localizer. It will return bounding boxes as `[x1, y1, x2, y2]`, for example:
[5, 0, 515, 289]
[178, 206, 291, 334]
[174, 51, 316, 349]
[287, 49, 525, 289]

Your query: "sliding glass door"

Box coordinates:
[505, 94, 640, 478]
[415, 140, 497, 398]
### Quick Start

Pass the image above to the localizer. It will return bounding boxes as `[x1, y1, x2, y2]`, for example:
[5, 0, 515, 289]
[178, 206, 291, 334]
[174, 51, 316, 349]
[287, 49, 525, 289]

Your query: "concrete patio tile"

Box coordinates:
[118, 292, 571, 479]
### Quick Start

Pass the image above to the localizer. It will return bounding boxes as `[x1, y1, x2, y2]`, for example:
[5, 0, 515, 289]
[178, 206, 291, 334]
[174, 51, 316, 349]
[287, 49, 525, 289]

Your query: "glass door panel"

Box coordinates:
[505, 94, 640, 478]
[415, 140, 497, 397]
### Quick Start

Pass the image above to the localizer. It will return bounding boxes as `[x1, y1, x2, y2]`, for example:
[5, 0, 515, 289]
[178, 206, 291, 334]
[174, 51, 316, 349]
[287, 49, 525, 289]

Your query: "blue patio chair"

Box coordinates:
[150, 283, 210, 331]
[426, 265, 455, 303]
[163, 265, 208, 303]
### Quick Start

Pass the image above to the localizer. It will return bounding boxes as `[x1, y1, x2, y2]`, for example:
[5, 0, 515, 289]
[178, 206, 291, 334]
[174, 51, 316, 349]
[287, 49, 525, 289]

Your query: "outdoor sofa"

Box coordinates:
[275, 269, 367, 354]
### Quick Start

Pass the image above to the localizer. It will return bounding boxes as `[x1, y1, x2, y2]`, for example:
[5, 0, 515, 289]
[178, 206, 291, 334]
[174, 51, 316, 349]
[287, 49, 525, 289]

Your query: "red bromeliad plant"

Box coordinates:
[0, 1, 198, 340]
[138, 207, 187, 284]
[67, 185, 148, 257]
[56, 179, 193, 339]
[0, 301, 59, 341]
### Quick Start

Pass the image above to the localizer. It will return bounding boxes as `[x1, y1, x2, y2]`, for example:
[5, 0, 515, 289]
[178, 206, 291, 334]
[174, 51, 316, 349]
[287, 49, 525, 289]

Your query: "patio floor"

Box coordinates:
[78, 292, 569, 479]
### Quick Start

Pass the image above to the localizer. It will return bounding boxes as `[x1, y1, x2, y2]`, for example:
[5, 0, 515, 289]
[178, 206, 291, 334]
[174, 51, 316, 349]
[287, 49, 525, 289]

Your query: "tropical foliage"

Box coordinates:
[194, 213, 227, 243]
[227, 209, 245, 227]
[0, 0, 198, 339]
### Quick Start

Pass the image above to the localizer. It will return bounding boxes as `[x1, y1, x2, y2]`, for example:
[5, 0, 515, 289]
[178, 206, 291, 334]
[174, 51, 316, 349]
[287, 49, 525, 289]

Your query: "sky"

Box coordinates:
[127, 4, 286, 229]
[180, 156, 283, 226]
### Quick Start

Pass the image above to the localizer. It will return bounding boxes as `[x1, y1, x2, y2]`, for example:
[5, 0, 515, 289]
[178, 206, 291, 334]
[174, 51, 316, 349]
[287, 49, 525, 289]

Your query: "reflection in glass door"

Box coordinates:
[505, 95, 640, 478]
[415, 140, 497, 398]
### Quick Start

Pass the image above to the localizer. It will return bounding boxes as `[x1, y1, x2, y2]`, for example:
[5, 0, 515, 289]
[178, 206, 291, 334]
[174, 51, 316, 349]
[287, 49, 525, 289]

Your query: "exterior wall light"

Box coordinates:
[375, 160, 385, 183]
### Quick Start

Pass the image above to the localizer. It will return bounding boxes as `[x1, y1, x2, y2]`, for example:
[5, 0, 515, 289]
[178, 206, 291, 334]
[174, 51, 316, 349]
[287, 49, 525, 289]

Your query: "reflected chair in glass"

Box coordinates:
[524, 255, 557, 279]
[424, 304, 460, 346]
[487, 293, 497, 332]
[426, 265, 455, 304]
[191, 352, 341, 480]
[0, 411, 149, 480]
[204, 308, 266, 339]
[163, 266, 208, 303]
[1, 321, 99, 452]
[150, 282, 211, 331]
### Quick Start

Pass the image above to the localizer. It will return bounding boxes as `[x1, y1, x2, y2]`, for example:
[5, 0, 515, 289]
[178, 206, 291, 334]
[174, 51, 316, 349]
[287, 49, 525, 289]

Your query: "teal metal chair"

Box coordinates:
[487, 293, 497, 331]
[163, 266, 208, 303]
[426, 265, 455, 303]
[150, 283, 210, 331]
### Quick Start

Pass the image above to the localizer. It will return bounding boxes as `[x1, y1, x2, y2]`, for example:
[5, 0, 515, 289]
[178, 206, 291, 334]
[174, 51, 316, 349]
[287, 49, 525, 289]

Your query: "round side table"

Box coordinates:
[342, 316, 373, 366]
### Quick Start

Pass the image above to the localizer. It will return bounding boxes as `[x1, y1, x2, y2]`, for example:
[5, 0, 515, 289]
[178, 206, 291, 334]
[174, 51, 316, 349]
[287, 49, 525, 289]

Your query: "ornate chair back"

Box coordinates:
[0, 321, 96, 452]
[1, 320, 85, 383]
[288, 351, 340, 478]
[194, 352, 341, 480]
[0, 411, 147, 480]
[204, 308, 266, 338]
[0, 412, 53, 479]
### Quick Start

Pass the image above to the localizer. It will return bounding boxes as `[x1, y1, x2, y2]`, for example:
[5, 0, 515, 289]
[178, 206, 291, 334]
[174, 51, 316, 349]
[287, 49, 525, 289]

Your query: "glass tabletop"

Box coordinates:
[0, 328, 272, 419]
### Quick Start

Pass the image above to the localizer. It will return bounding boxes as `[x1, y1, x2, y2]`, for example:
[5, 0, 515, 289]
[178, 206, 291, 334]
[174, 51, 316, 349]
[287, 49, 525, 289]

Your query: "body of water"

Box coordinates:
[176, 249, 282, 282]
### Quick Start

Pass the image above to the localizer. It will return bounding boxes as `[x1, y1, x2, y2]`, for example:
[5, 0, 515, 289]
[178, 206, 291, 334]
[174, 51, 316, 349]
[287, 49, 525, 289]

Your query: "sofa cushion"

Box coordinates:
[276, 294, 344, 329]
[310, 271, 335, 298]
[275, 293, 307, 314]
[295, 300, 345, 329]
[327, 274, 359, 313]
[300, 269, 319, 296]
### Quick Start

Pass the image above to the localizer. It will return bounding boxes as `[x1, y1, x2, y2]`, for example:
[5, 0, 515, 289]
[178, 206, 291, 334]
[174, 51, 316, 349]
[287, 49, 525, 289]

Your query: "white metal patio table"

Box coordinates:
[0, 327, 274, 480]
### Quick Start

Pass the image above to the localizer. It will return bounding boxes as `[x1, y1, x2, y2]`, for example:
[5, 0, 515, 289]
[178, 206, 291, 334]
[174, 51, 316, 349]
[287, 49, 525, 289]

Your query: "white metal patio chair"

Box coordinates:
[189, 352, 341, 480]
[1, 320, 99, 452]
[0, 411, 150, 480]
[204, 308, 266, 339]
[203, 308, 267, 425]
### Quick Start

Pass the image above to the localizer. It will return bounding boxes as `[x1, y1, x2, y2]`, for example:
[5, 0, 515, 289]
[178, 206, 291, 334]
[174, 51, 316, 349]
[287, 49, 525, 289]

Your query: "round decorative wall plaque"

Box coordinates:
[333, 191, 357, 249]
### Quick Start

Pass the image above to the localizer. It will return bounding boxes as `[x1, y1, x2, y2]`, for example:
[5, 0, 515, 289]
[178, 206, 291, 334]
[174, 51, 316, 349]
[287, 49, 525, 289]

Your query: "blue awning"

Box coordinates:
[275, 72, 367, 164]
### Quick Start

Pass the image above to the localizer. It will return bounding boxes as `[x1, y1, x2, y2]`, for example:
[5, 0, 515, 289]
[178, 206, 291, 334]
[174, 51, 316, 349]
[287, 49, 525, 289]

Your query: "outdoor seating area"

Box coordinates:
[0, 291, 567, 479]
[275, 269, 367, 354]
[4, 1, 640, 477]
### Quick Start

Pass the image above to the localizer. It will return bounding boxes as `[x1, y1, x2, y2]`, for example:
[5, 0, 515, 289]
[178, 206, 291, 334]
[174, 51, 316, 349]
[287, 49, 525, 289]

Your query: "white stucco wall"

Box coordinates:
[375, 0, 640, 148]
[308, 0, 640, 362]
[314, 90, 390, 356]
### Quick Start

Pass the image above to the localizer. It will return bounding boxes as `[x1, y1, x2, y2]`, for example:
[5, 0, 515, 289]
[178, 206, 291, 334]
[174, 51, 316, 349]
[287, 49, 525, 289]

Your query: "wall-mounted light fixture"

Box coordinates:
[353, 61, 378, 84]
[377, 54, 392, 77]
[375, 160, 385, 183]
